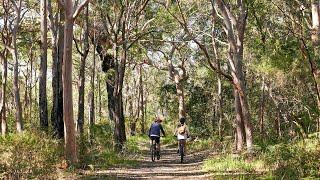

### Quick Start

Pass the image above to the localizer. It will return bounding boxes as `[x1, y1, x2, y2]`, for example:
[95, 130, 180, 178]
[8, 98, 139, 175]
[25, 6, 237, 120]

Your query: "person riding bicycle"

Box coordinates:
[174, 117, 190, 155]
[148, 115, 166, 159]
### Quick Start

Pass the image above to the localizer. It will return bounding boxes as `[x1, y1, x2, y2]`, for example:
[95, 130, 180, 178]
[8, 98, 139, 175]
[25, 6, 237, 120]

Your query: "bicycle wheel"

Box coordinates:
[151, 140, 155, 162]
[179, 140, 184, 163]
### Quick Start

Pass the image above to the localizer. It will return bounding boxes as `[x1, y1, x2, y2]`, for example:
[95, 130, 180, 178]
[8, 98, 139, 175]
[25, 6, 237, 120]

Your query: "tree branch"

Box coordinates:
[73, 0, 90, 20]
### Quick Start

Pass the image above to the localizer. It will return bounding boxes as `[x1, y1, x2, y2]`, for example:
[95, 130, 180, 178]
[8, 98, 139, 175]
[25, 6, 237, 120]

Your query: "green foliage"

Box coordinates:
[187, 138, 216, 153]
[203, 154, 265, 173]
[78, 122, 137, 169]
[186, 85, 212, 136]
[0, 132, 62, 179]
[158, 83, 179, 119]
[263, 138, 320, 178]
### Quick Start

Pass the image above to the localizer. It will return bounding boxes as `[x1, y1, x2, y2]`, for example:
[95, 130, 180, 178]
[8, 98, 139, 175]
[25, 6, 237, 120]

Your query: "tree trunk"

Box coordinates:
[50, 4, 64, 139]
[89, 36, 96, 127]
[175, 79, 186, 119]
[77, 5, 89, 135]
[234, 89, 245, 152]
[96, 45, 115, 121]
[259, 76, 266, 134]
[139, 65, 145, 134]
[9, 0, 24, 133]
[39, 0, 48, 130]
[62, 0, 77, 163]
[311, 0, 320, 134]
[112, 42, 126, 151]
[0, 51, 8, 135]
[214, 0, 253, 153]
[217, 75, 223, 138]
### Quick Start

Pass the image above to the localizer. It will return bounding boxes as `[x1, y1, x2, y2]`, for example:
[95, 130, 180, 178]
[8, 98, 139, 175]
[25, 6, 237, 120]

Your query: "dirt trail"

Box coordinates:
[80, 144, 216, 179]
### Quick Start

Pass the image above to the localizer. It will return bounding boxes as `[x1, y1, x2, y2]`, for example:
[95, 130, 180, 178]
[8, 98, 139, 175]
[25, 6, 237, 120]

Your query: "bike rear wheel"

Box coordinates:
[151, 140, 156, 162]
[179, 140, 184, 163]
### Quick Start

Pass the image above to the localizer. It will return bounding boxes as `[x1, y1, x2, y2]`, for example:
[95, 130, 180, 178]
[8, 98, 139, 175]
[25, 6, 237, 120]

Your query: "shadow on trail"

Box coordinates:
[80, 145, 214, 179]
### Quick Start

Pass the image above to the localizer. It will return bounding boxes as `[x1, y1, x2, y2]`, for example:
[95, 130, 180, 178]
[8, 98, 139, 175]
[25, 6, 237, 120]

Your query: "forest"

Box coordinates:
[0, 0, 320, 179]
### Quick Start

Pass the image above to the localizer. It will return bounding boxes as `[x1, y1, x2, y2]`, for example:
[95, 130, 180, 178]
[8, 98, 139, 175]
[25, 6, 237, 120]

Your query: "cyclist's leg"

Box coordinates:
[155, 137, 160, 152]
[181, 139, 186, 155]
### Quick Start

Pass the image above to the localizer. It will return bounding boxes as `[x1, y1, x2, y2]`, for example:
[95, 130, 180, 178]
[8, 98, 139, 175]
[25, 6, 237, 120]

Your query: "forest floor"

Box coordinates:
[76, 142, 218, 179]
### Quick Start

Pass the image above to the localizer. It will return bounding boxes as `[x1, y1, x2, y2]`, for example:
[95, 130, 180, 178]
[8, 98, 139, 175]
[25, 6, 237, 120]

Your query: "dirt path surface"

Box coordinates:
[80, 144, 216, 179]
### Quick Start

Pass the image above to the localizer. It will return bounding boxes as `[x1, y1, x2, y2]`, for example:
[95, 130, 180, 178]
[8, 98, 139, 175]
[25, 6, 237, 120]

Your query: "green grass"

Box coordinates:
[203, 135, 320, 178]
[203, 154, 265, 173]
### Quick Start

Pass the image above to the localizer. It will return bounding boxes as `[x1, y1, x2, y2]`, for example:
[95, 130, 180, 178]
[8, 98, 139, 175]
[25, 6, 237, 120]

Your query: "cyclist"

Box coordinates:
[148, 115, 166, 159]
[174, 117, 190, 155]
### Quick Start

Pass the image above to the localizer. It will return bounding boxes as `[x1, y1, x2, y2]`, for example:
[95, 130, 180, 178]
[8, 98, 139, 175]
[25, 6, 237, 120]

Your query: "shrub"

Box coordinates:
[0, 132, 62, 179]
[264, 139, 320, 178]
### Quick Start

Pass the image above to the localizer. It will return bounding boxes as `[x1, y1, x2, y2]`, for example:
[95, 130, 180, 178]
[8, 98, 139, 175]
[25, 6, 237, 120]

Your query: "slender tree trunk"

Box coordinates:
[175, 79, 186, 119]
[217, 75, 223, 138]
[77, 5, 89, 135]
[39, 0, 48, 130]
[89, 36, 96, 127]
[112, 42, 126, 151]
[98, 71, 102, 120]
[259, 76, 266, 134]
[311, 0, 320, 134]
[0, 51, 8, 135]
[29, 47, 33, 119]
[139, 65, 145, 134]
[9, 0, 24, 133]
[96, 45, 115, 121]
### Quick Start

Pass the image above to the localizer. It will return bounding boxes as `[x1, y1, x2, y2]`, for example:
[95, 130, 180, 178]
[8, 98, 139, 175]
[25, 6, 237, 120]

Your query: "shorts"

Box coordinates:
[150, 136, 160, 144]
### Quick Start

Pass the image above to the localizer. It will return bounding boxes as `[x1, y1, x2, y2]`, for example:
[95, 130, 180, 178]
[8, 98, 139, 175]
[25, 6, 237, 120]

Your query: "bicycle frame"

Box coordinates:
[150, 139, 157, 162]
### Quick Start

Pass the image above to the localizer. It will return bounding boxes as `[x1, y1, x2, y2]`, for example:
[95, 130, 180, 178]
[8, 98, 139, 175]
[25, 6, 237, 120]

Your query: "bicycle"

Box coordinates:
[150, 139, 162, 162]
[150, 139, 157, 162]
[179, 139, 186, 163]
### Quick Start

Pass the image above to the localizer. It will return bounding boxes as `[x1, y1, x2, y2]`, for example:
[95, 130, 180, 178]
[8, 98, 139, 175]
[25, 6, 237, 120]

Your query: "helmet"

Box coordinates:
[156, 115, 164, 122]
[180, 117, 186, 124]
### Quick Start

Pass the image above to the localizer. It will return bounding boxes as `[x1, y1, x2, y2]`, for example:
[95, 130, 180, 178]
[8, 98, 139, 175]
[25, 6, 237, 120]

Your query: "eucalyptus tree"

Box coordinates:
[39, 0, 48, 130]
[93, 0, 153, 150]
[57, 0, 90, 164]
[75, 5, 89, 135]
[0, 0, 10, 135]
[145, 42, 189, 120]
[3, 0, 25, 133]
[48, 0, 64, 138]
[160, 0, 253, 153]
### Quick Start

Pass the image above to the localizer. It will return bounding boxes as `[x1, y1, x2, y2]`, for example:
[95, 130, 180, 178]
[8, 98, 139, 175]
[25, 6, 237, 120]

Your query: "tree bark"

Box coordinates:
[311, 0, 320, 134]
[77, 5, 89, 135]
[89, 34, 96, 128]
[259, 76, 266, 135]
[217, 75, 223, 138]
[11, 0, 24, 133]
[49, 2, 64, 138]
[215, 0, 253, 153]
[39, 0, 48, 130]
[62, 0, 77, 163]
[234, 89, 245, 152]
[0, 51, 8, 135]
[139, 65, 145, 134]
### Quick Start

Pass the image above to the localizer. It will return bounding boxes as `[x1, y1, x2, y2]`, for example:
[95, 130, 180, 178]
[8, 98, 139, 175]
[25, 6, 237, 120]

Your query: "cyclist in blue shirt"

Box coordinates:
[148, 115, 166, 158]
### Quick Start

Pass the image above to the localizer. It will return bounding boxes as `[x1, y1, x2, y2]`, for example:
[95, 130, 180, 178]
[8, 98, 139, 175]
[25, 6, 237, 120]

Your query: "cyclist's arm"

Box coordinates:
[174, 125, 178, 136]
[186, 126, 190, 137]
[148, 125, 151, 137]
[160, 124, 165, 136]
